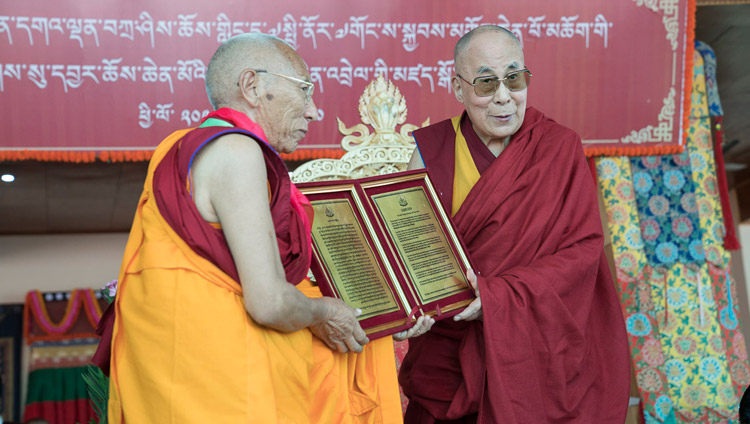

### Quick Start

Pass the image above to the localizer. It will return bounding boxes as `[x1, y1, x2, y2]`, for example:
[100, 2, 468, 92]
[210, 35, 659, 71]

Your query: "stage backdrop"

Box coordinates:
[0, 0, 694, 161]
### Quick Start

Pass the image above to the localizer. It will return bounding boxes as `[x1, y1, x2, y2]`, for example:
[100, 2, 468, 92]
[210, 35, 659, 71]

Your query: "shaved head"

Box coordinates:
[204, 33, 317, 153]
[205, 33, 302, 110]
[450, 24, 527, 147]
[454, 25, 520, 69]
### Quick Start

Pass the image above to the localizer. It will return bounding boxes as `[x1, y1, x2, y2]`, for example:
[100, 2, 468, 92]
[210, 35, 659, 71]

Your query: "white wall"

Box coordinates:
[0, 233, 128, 304]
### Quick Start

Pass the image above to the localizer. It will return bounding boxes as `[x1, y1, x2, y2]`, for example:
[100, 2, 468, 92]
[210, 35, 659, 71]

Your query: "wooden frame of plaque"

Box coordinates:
[297, 169, 475, 339]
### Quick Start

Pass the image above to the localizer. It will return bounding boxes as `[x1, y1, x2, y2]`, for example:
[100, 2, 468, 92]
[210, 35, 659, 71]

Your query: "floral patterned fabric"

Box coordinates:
[695, 39, 741, 251]
[687, 51, 750, 399]
[649, 263, 734, 422]
[708, 265, 750, 400]
[597, 156, 677, 423]
[688, 53, 730, 270]
[695, 41, 723, 117]
[595, 51, 749, 423]
[629, 153, 705, 266]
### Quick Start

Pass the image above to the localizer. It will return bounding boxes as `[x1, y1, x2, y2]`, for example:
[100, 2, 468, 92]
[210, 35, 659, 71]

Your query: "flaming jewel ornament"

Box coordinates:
[292, 74, 430, 182]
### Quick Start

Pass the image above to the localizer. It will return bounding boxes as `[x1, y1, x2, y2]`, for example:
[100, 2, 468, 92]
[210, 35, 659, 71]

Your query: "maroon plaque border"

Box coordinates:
[359, 171, 475, 321]
[305, 184, 415, 338]
[297, 169, 475, 339]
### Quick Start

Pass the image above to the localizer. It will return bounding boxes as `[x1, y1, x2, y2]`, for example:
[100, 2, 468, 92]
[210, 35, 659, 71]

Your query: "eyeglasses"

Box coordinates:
[254, 69, 314, 103]
[456, 69, 532, 97]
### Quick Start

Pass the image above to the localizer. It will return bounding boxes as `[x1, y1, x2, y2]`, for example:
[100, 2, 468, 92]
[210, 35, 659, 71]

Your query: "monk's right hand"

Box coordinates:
[310, 298, 369, 353]
[454, 269, 482, 321]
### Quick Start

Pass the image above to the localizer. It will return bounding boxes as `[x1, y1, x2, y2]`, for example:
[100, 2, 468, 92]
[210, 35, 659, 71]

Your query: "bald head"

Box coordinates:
[205, 33, 302, 110]
[454, 25, 520, 69]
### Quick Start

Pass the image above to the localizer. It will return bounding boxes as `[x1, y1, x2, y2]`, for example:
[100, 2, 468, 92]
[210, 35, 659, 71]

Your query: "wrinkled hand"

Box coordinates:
[454, 269, 482, 321]
[309, 297, 369, 353]
[393, 315, 435, 341]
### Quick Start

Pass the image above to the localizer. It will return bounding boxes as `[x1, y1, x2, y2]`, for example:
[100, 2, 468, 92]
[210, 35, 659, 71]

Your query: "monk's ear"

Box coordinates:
[452, 76, 464, 104]
[238, 69, 261, 106]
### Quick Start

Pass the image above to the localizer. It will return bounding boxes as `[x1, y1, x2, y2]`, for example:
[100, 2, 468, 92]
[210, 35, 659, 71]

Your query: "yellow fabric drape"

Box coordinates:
[108, 129, 402, 423]
[450, 116, 481, 216]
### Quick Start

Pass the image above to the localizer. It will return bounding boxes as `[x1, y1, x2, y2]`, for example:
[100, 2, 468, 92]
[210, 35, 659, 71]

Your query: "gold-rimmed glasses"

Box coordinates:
[254, 69, 314, 103]
[456, 69, 532, 97]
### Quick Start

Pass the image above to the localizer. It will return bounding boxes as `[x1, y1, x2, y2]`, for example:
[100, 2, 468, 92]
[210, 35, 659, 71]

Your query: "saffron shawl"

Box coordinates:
[93, 108, 311, 374]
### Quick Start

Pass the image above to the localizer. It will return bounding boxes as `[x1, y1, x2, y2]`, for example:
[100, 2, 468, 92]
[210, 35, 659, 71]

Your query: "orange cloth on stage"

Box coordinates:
[107, 120, 402, 423]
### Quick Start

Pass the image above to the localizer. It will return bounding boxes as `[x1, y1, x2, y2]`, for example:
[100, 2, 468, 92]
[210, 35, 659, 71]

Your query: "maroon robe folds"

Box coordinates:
[399, 108, 630, 423]
[152, 121, 312, 286]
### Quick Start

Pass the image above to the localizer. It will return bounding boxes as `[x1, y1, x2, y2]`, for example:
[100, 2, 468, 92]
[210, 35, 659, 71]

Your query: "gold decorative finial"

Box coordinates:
[337, 74, 430, 151]
[291, 75, 430, 183]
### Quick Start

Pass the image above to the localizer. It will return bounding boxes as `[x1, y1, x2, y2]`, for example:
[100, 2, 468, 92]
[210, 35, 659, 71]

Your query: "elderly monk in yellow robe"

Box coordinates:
[92, 33, 432, 423]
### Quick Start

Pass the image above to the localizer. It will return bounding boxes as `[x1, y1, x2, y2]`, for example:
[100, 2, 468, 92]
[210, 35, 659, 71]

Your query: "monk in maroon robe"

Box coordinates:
[399, 25, 630, 423]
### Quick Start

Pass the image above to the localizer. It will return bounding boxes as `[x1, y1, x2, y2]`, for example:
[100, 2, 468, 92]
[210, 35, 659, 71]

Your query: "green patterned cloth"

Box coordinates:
[595, 51, 749, 423]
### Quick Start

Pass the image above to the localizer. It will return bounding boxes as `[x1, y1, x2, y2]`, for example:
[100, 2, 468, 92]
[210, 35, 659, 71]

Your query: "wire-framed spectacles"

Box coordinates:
[456, 69, 532, 97]
[254, 69, 315, 103]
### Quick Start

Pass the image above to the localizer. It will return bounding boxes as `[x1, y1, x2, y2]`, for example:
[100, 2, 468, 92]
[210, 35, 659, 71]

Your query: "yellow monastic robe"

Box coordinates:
[450, 115, 482, 216]
[108, 129, 402, 423]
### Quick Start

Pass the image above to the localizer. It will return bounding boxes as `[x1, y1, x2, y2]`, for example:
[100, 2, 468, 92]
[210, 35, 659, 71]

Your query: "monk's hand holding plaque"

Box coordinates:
[298, 170, 476, 339]
[392, 315, 435, 341]
[453, 269, 482, 321]
[309, 297, 370, 353]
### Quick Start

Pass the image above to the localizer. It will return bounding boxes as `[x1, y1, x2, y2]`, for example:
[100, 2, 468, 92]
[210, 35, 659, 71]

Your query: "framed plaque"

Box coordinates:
[297, 170, 475, 339]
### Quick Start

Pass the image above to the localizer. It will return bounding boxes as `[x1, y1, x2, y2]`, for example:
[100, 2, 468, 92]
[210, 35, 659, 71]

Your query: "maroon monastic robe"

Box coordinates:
[151, 108, 312, 286]
[399, 108, 630, 423]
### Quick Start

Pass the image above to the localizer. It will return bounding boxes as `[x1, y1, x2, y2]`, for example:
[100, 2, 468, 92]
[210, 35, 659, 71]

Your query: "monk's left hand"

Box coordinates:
[393, 315, 435, 341]
[454, 269, 482, 321]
